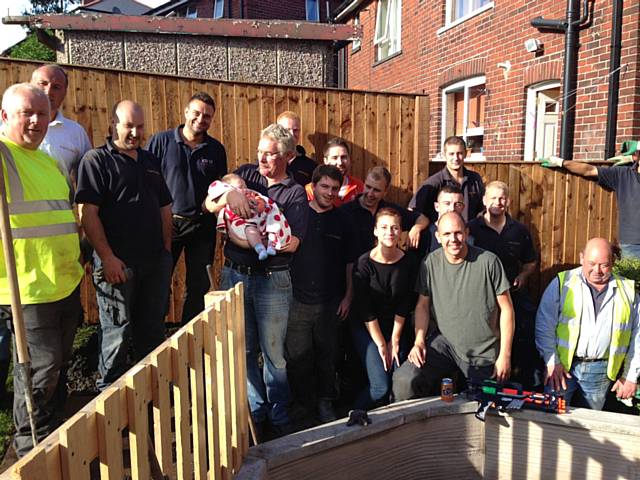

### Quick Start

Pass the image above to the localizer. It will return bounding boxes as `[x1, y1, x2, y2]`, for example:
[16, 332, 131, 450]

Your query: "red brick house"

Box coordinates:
[335, 0, 640, 162]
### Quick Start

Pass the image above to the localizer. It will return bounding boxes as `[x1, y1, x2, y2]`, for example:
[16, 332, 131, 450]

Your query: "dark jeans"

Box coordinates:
[285, 297, 340, 407]
[392, 333, 494, 402]
[351, 319, 410, 410]
[511, 290, 543, 388]
[171, 215, 216, 325]
[5, 286, 82, 458]
[94, 250, 172, 390]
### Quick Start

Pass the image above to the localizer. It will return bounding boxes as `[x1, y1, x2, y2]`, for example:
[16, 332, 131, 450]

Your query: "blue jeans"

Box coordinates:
[94, 250, 173, 390]
[548, 359, 611, 410]
[351, 319, 409, 410]
[620, 243, 640, 260]
[220, 266, 292, 426]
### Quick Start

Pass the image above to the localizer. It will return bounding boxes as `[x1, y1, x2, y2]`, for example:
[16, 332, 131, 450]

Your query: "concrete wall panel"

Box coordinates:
[67, 31, 124, 69]
[177, 36, 228, 79]
[277, 41, 326, 87]
[124, 33, 176, 75]
[228, 38, 277, 84]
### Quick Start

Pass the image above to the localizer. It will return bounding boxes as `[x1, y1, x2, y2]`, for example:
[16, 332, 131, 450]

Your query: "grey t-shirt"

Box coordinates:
[597, 164, 640, 244]
[417, 245, 510, 366]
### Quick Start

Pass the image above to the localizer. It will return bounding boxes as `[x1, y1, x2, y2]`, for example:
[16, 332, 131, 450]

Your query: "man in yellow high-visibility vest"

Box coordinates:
[536, 238, 640, 410]
[0, 83, 84, 457]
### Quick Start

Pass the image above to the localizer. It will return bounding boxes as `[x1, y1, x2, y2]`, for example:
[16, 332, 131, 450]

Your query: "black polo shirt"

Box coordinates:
[338, 195, 419, 259]
[597, 163, 640, 244]
[287, 145, 318, 186]
[291, 206, 358, 304]
[224, 164, 308, 268]
[409, 166, 485, 222]
[467, 214, 537, 284]
[146, 126, 227, 217]
[75, 138, 173, 267]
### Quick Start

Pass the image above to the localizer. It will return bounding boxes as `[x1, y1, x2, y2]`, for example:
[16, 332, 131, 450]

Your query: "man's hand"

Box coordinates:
[611, 155, 634, 167]
[408, 340, 427, 368]
[512, 273, 527, 291]
[408, 225, 422, 249]
[377, 342, 392, 372]
[389, 339, 401, 368]
[611, 379, 637, 399]
[336, 294, 352, 321]
[102, 254, 128, 284]
[493, 353, 511, 383]
[545, 362, 571, 391]
[226, 189, 252, 219]
[538, 156, 565, 168]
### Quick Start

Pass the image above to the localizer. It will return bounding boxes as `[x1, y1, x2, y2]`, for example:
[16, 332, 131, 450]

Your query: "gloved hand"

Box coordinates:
[609, 155, 634, 167]
[537, 156, 565, 168]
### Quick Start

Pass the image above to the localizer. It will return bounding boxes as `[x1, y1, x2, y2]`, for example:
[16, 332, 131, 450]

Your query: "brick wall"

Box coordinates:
[344, 0, 640, 162]
[227, 0, 342, 21]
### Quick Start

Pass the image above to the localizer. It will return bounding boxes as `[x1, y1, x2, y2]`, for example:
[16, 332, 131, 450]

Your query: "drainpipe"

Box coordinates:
[531, 0, 591, 160]
[604, 0, 624, 159]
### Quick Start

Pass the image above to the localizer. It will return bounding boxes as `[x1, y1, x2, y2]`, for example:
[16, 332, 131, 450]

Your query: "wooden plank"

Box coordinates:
[351, 93, 365, 180]
[300, 89, 315, 158]
[219, 83, 237, 170]
[214, 298, 233, 478]
[210, 83, 224, 141]
[224, 290, 242, 469]
[507, 163, 521, 220]
[274, 87, 287, 118]
[397, 97, 413, 203]
[59, 413, 90, 479]
[376, 94, 390, 172]
[260, 87, 276, 135]
[172, 330, 193, 480]
[233, 283, 249, 459]
[70, 68, 92, 137]
[150, 346, 172, 477]
[364, 93, 377, 167]
[235, 85, 250, 165]
[127, 364, 151, 480]
[188, 318, 208, 480]
[149, 75, 167, 133]
[313, 91, 328, 162]
[286, 87, 300, 115]
[164, 77, 182, 128]
[562, 172, 578, 264]
[134, 75, 152, 127]
[119, 71, 136, 105]
[412, 96, 430, 192]
[339, 92, 353, 145]
[203, 306, 222, 479]
[326, 91, 340, 139]
[246, 85, 262, 156]
[10, 447, 49, 480]
[550, 169, 565, 272]
[387, 96, 400, 204]
[96, 387, 125, 480]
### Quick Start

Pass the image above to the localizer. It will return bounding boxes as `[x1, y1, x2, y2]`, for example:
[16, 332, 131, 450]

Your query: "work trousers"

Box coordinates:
[6, 286, 82, 458]
[94, 250, 172, 391]
[171, 215, 216, 325]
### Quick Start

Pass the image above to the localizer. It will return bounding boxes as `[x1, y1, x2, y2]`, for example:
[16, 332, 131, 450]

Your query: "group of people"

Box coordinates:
[0, 64, 638, 455]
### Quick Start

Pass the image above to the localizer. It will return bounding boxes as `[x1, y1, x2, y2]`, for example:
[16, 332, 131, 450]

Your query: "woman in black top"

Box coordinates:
[351, 208, 417, 410]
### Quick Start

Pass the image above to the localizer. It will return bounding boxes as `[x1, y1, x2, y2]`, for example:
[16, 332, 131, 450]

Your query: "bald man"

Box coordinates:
[0, 83, 84, 456]
[30, 64, 92, 186]
[536, 238, 640, 410]
[76, 100, 173, 390]
[392, 211, 514, 401]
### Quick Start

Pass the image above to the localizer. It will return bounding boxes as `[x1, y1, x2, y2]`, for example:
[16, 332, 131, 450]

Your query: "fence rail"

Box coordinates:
[2, 284, 248, 480]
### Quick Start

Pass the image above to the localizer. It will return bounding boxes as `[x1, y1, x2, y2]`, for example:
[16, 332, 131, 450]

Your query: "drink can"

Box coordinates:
[441, 378, 454, 402]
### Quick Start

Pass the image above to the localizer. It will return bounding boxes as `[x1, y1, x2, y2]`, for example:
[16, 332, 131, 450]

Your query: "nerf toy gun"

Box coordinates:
[468, 380, 566, 421]
[539, 139, 640, 168]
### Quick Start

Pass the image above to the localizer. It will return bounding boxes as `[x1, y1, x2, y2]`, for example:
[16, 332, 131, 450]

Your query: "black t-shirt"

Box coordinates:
[287, 146, 317, 186]
[146, 126, 227, 218]
[291, 206, 358, 304]
[468, 215, 537, 284]
[409, 166, 485, 222]
[223, 164, 308, 268]
[75, 138, 173, 267]
[338, 196, 420, 259]
[353, 252, 418, 334]
[597, 164, 640, 244]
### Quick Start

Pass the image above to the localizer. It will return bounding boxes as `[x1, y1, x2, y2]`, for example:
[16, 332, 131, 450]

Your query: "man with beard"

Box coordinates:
[147, 92, 227, 324]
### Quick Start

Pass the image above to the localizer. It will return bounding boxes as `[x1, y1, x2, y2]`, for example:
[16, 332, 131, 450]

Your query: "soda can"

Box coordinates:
[441, 378, 454, 402]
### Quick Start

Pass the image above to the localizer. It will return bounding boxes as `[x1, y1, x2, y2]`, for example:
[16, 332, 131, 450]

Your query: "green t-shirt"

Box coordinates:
[417, 245, 510, 366]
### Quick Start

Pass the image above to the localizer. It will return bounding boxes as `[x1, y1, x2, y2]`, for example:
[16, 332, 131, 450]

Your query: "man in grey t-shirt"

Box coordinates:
[392, 212, 515, 401]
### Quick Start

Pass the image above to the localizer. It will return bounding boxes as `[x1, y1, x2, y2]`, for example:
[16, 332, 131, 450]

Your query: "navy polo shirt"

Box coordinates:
[468, 214, 537, 283]
[146, 126, 227, 217]
[597, 163, 640, 244]
[338, 195, 419, 259]
[224, 164, 308, 268]
[287, 145, 318, 186]
[409, 166, 485, 222]
[291, 206, 358, 304]
[75, 138, 173, 267]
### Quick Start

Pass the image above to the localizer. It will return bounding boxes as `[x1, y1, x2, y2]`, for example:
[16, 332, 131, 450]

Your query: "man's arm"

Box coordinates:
[79, 203, 127, 284]
[203, 189, 251, 217]
[337, 262, 354, 321]
[494, 291, 514, 382]
[160, 204, 172, 252]
[408, 294, 430, 367]
[544, 157, 598, 178]
[513, 260, 537, 291]
[408, 213, 429, 249]
[612, 294, 640, 398]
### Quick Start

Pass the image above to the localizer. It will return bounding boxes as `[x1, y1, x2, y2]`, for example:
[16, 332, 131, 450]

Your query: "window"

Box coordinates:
[306, 0, 320, 22]
[524, 82, 561, 161]
[441, 76, 486, 159]
[213, 0, 224, 18]
[185, 7, 198, 18]
[443, 0, 493, 27]
[352, 14, 361, 52]
[374, 0, 401, 61]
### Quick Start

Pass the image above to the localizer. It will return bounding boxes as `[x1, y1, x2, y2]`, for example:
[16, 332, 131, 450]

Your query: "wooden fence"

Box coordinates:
[0, 57, 429, 323]
[1, 284, 248, 480]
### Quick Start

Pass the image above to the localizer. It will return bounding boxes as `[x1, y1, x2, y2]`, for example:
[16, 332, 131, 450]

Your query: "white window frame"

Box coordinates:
[306, 0, 320, 22]
[185, 6, 198, 18]
[373, 0, 401, 61]
[352, 14, 361, 52]
[438, 0, 494, 34]
[441, 75, 486, 160]
[524, 81, 561, 161]
[213, 0, 224, 19]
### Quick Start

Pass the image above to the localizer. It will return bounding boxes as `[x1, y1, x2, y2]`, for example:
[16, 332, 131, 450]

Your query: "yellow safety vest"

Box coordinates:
[556, 268, 635, 381]
[0, 138, 83, 304]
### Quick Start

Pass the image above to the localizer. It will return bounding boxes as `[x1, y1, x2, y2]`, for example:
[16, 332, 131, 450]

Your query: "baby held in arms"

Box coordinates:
[209, 174, 291, 260]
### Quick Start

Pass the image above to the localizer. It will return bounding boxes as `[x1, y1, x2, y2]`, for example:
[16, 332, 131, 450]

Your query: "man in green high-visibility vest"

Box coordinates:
[536, 238, 640, 410]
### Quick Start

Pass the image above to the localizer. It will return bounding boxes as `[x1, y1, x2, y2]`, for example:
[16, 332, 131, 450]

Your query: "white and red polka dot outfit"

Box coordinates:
[208, 180, 291, 250]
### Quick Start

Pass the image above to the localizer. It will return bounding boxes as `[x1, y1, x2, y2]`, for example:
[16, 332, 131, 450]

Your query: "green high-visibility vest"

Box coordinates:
[0, 138, 83, 304]
[556, 268, 635, 381]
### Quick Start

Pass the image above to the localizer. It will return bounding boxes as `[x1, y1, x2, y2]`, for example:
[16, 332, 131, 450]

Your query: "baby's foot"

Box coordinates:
[254, 244, 268, 261]
[266, 245, 277, 256]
